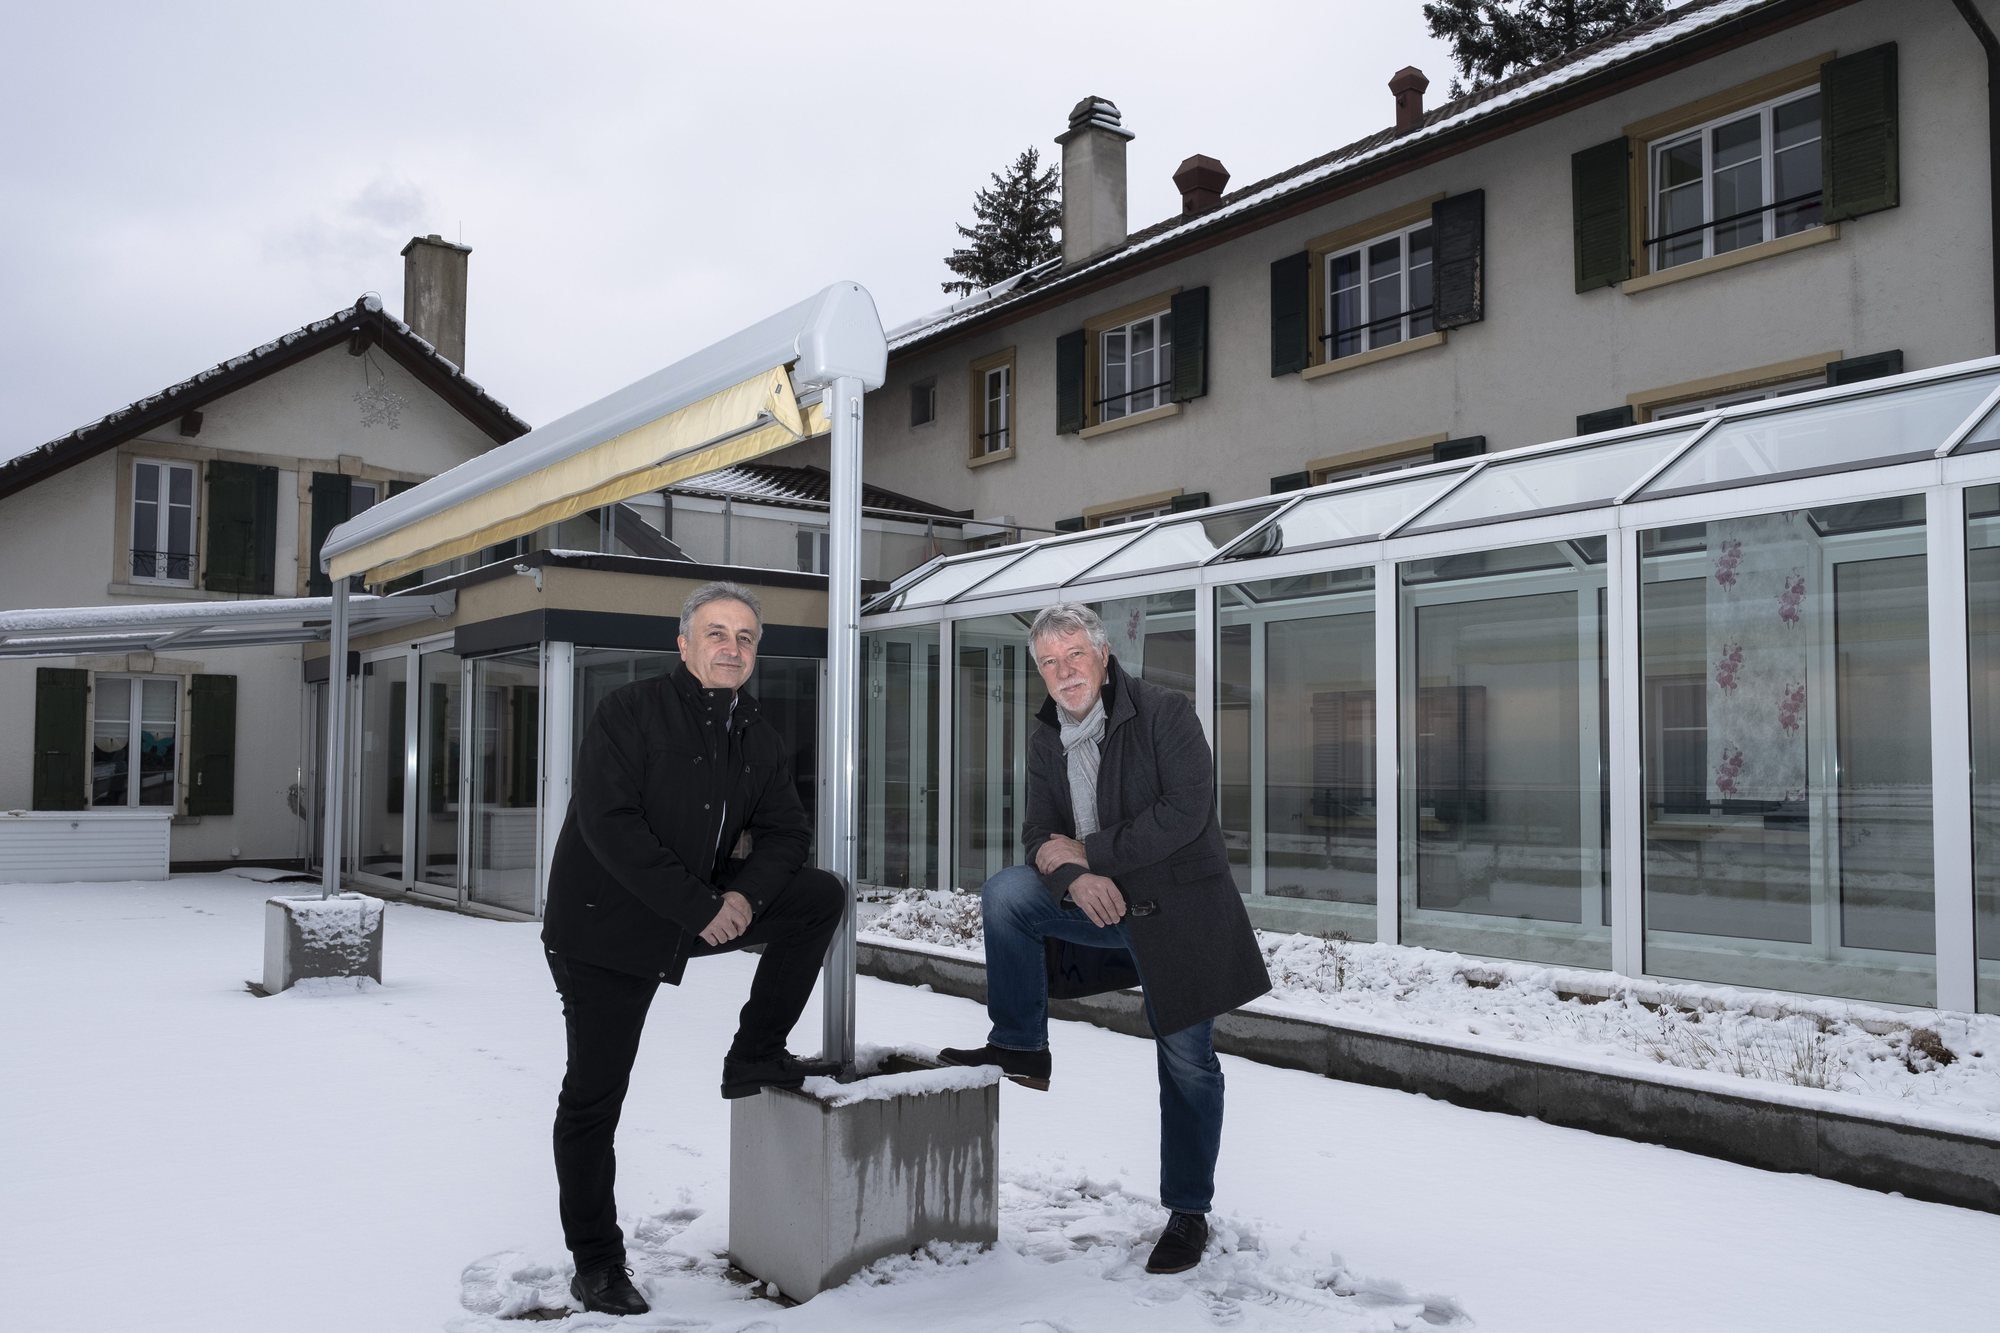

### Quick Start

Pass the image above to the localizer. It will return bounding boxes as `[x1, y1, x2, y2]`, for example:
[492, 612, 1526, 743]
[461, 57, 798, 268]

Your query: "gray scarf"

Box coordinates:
[1059, 696, 1107, 839]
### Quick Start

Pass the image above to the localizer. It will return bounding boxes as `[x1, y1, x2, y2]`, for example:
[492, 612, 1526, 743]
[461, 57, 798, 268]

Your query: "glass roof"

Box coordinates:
[1636, 370, 2000, 499]
[957, 527, 1143, 599]
[1070, 501, 1288, 585]
[1235, 467, 1471, 555]
[1952, 393, 2000, 456]
[1402, 428, 1697, 534]
[876, 548, 1025, 610]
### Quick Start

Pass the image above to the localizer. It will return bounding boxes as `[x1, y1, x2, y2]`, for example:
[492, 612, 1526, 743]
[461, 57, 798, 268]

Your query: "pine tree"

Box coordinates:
[941, 147, 1062, 298]
[1423, 0, 1672, 95]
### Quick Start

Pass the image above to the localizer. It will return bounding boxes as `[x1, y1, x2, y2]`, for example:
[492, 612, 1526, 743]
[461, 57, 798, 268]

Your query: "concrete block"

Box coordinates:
[728, 1063, 999, 1301]
[262, 893, 384, 994]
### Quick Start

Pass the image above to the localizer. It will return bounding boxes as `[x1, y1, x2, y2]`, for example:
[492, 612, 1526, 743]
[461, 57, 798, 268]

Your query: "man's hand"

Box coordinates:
[1035, 833, 1089, 876]
[1067, 872, 1126, 928]
[699, 890, 753, 947]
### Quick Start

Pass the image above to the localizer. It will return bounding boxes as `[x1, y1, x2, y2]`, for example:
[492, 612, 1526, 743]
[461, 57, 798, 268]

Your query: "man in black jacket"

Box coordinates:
[941, 601, 1270, 1278]
[541, 581, 844, 1316]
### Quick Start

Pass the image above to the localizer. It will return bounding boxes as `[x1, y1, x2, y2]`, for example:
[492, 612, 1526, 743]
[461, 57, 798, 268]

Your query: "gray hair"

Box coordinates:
[1028, 601, 1108, 652]
[680, 581, 763, 637]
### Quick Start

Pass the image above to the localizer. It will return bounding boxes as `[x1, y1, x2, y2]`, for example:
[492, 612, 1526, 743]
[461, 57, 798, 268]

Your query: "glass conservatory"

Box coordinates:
[858, 357, 2000, 1015]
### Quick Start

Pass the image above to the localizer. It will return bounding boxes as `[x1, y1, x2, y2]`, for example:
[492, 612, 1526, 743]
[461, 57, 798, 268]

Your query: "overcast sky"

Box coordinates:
[0, 2, 1457, 462]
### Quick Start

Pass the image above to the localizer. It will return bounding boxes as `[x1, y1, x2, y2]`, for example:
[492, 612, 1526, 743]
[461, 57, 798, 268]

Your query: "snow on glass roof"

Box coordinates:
[864, 359, 2000, 616]
[887, 0, 1778, 354]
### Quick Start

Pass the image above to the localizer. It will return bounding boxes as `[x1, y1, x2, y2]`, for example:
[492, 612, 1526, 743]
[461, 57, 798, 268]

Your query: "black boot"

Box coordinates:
[1144, 1211, 1209, 1274]
[937, 1043, 1051, 1091]
[571, 1263, 649, 1315]
[720, 1049, 843, 1099]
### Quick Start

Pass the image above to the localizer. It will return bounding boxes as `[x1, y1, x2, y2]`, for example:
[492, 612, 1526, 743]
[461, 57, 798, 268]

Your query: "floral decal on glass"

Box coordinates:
[1706, 513, 1811, 805]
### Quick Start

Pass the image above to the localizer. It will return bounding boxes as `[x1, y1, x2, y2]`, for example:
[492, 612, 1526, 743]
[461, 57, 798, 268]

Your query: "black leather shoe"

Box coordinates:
[720, 1049, 843, 1099]
[1144, 1210, 1209, 1274]
[937, 1043, 1051, 1090]
[570, 1263, 649, 1315]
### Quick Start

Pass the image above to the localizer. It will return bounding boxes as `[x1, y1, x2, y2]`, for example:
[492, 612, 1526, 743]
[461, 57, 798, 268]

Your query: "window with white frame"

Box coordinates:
[980, 363, 1011, 454]
[1649, 87, 1822, 272]
[1326, 222, 1434, 361]
[131, 459, 197, 584]
[1099, 310, 1172, 421]
[92, 675, 179, 807]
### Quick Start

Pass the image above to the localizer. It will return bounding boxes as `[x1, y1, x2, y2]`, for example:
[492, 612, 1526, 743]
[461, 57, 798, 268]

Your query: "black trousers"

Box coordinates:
[545, 865, 844, 1273]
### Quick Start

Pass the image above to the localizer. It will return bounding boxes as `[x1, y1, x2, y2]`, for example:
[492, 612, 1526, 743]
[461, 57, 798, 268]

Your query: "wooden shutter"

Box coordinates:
[1433, 436, 1486, 463]
[307, 471, 350, 597]
[1825, 350, 1903, 386]
[1269, 251, 1311, 376]
[204, 460, 278, 594]
[1270, 471, 1311, 494]
[1170, 287, 1209, 402]
[1431, 191, 1485, 328]
[1577, 406, 1637, 435]
[1572, 138, 1631, 293]
[1822, 44, 1899, 222]
[1055, 329, 1087, 434]
[186, 674, 236, 816]
[32, 667, 88, 811]
[1053, 515, 1086, 532]
[1168, 492, 1211, 513]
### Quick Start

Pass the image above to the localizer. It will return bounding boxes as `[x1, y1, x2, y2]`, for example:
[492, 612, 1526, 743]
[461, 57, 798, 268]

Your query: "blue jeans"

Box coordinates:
[980, 862, 1224, 1215]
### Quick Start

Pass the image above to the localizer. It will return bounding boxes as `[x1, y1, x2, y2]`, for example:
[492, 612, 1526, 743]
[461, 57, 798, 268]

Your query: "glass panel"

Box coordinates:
[1103, 328, 1128, 421]
[1947, 394, 2000, 455]
[357, 654, 410, 881]
[1367, 236, 1403, 350]
[1131, 318, 1157, 413]
[1250, 470, 1473, 555]
[1330, 252, 1362, 359]
[861, 628, 940, 891]
[414, 649, 462, 896]
[468, 652, 540, 914]
[1219, 571, 1377, 941]
[1086, 589, 1197, 702]
[1656, 135, 1706, 268]
[1773, 93, 1822, 235]
[138, 679, 176, 808]
[961, 529, 1146, 601]
[955, 613, 1039, 890]
[1710, 112, 1765, 254]
[1400, 545, 1610, 968]
[1970, 485, 2000, 1012]
[1405, 430, 1694, 534]
[895, 549, 1030, 608]
[92, 678, 132, 807]
[1078, 503, 1286, 584]
[1639, 372, 2000, 496]
[1641, 503, 1934, 1005]
[1408, 225, 1435, 337]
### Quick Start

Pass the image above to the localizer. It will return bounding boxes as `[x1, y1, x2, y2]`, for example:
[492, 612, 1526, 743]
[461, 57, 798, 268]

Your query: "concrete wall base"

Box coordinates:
[728, 1066, 999, 1301]
[857, 940, 2000, 1216]
[262, 893, 384, 994]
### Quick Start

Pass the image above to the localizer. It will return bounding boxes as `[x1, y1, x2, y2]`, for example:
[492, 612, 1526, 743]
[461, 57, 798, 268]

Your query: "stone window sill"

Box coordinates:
[1079, 402, 1181, 440]
[1622, 224, 1838, 294]
[1302, 331, 1447, 381]
[966, 446, 1015, 470]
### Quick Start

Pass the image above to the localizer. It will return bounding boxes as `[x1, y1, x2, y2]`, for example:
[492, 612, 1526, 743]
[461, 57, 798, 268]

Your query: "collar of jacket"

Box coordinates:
[671, 662, 760, 730]
[1035, 653, 1132, 734]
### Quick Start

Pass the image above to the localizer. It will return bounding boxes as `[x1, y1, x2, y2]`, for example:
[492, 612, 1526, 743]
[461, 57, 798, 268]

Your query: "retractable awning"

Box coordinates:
[0, 593, 453, 660]
[321, 283, 885, 586]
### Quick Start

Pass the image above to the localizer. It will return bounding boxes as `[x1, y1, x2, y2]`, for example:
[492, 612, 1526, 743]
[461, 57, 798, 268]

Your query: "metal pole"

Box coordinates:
[821, 374, 864, 1066]
[320, 577, 350, 900]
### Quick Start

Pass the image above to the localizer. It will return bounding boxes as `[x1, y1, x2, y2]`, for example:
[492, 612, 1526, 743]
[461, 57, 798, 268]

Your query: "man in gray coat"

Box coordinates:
[942, 601, 1271, 1275]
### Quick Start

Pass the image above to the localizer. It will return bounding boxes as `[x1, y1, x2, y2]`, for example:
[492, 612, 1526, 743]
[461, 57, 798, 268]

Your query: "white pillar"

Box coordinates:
[821, 375, 865, 1065]
[1929, 486, 1976, 1012]
[320, 578, 350, 899]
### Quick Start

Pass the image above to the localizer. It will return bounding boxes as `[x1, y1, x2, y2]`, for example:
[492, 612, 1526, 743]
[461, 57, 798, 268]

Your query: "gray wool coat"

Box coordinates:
[1023, 656, 1271, 1036]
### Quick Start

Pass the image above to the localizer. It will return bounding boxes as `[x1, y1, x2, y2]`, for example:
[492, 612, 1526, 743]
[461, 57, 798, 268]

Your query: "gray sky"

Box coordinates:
[0, 2, 1456, 461]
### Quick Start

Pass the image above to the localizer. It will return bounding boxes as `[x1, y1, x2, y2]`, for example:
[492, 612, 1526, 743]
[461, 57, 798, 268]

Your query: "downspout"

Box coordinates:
[1953, 0, 2000, 353]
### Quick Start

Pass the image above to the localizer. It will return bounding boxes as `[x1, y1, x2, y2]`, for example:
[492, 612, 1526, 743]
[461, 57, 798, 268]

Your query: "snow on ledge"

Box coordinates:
[795, 1042, 1001, 1107]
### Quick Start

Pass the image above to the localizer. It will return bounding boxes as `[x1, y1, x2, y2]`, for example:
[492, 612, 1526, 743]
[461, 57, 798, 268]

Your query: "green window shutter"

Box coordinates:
[204, 460, 278, 594]
[32, 667, 88, 811]
[1826, 350, 1903, 386]
[1433, 436, 1486, 463]
[1054, 329, 1087, 435]
[1170, 287, 1209, 402]
[1168, 492, 1211, 513]
[1431, 191, 1485, 328]
[1269, 250, 1311, 376]
[186, 674, 237, 816]
[307, 471, 350, 598]
[1270, 470, 1312, 494]
[1577, 406, 1637, 435]
[1822, 44, 1899, 222]
[384, 480, 423, 593]
[1053, 515, 1086, 532]
[1571, 138, 1631, 293]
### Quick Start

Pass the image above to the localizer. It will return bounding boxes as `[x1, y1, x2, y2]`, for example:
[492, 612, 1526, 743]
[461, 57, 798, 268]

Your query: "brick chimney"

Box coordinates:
[401, 234, 470, 368]
[1390, 66, 1430, 135]
[1055, 96, 1135, 267]
[1173, 154, 1230, 216]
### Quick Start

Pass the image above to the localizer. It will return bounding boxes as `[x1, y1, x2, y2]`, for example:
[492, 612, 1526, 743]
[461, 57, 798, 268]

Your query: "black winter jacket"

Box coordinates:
[541, 665, 810, 982]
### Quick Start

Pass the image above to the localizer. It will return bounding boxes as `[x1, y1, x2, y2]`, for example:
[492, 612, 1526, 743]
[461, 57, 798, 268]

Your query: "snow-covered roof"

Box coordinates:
[670, 460, 965, 525]
[888, 0, 1785, 353]
[0, 295, 530, 500]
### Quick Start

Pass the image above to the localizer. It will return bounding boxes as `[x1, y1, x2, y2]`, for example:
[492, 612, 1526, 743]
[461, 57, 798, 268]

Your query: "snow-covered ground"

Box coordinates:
[5, 875, 2000, 1332]
[866, 889, 2000, 1125]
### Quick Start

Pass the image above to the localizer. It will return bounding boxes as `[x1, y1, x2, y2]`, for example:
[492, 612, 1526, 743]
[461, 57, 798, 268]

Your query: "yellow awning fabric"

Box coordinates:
[329, 368, 813, 584]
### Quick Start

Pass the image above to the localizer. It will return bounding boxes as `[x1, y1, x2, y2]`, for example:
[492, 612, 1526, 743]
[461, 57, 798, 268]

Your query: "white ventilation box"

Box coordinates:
[0, 809, 173, 883]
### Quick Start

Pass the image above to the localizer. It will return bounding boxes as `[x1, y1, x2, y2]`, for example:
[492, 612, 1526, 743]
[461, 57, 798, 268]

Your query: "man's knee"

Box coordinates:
[980, 862, 1050, 925]
[790, 867, 846, 929]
